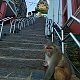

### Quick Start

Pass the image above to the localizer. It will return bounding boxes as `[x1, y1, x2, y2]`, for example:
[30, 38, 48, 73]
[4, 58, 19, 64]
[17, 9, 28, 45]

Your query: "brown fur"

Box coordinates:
[54, 56, 72, 80]
[44, 43, 72, 80]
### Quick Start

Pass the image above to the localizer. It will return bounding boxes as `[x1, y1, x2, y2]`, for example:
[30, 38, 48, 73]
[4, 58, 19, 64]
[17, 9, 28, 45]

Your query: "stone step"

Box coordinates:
[20, 27, 44, 31]
[10, 33, 45, 38]
[2, 35, 47, 44]
[0, 57, 44, 70]
[0, 68, 45, 80]
[1, 39, 46, 44]
[10, 31, 45, 36]
[0, 17, 46, 80]
[20, 32, 45, 35]
[3, 33, 46, 40]
[0, 41, 44, 49]
[5, 34, 46, 40]
[0, 48, 45, 59]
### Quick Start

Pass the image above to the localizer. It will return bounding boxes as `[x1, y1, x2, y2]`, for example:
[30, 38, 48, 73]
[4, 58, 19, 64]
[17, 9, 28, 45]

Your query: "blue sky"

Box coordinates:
[25, 0, 39, 13]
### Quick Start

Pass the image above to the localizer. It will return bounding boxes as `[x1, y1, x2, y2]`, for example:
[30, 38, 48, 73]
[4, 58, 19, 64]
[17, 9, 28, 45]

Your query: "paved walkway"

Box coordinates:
[0, 17, 49, 80]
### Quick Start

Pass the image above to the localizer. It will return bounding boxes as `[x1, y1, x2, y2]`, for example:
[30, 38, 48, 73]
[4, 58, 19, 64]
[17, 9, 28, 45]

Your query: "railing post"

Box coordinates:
[52, 26, 54, 42]
[24, 18, 26, 28]
[18, 20, 20, 30]
[18, 19, 21, 30]
[61, 29, 64, 54]
[13, 20, 16, 33]
[0, 21, 4, 39]
[21, 19, 23, 29]
[10, 20, 13, 33]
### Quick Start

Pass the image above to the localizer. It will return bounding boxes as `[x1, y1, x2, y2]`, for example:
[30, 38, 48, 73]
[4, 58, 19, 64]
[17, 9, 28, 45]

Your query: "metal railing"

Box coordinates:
[45, 17, 52, 36]
[0, 17, 13, 39]
[52, 7, 80, 75]
[53, 16, 80, 53]
[45, 6, 80, 76]
[52, 5, 80, 53]
[53, 19, 80, 75]
[10, 16, 36, 34]
[44, 6, 80, 79]
[0, 16, 36, 39]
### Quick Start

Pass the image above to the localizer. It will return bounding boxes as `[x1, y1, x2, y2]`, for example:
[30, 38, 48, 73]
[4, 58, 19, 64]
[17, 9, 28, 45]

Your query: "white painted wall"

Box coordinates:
[45, 0, 63, 36]
[47, 0, 62, 26]
[53, 0, 62, 26]
[47, 0, 54, 22]
[67, 0, 72, 19]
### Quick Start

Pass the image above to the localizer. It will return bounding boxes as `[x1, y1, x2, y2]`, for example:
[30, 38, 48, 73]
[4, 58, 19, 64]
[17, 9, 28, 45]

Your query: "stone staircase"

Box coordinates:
[0, 17, 47, 80]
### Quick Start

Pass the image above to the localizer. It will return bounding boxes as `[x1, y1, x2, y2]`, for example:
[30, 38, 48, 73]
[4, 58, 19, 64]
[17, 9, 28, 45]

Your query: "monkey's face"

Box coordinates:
[45, 46, 53, 57]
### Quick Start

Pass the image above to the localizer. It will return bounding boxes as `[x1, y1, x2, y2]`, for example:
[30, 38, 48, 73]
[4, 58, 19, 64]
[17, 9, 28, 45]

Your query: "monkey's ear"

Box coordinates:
[44, 45, 47, 49]
[43, 45, 47, 52]
[50, 46, 54, 49]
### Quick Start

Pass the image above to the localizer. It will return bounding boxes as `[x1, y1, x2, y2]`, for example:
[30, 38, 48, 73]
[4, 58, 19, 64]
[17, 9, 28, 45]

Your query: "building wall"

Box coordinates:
[13, 0, 27, 18]
[46, 0, 63, 25]
[47, 0, 54, 22]
[53, 0, 62, 26]
[0, 0, 7, 19]
[62, 0, 80, 34]
[46, 0, 80, 34]
[70, 0, 80, 34]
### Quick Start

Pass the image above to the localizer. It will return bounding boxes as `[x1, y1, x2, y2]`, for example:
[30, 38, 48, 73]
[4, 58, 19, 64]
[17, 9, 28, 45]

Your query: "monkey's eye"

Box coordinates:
[46, 47, 53, 49]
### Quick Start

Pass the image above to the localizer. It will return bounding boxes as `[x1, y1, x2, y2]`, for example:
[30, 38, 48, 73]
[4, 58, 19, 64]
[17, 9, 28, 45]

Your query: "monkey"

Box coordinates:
[44, 43, 62, 80]
[54, 55, 72, 80]
[54, 66, 66, 80]
[43, 43, 72, 80]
